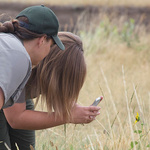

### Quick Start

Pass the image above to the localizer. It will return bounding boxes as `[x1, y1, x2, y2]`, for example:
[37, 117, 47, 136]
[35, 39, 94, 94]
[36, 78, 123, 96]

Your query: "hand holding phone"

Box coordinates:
[91, 96, 103, 106]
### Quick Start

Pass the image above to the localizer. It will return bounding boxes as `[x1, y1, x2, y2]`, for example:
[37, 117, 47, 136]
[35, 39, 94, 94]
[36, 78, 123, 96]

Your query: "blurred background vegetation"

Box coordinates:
[1, 0, 150, 6]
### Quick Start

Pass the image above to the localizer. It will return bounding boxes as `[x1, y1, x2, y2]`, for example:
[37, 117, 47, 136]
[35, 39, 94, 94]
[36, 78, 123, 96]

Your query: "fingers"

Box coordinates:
[84, 115, 96, 124]
[88, 110, 100, 116]
[70, 104, 101, 124]
[84, 110, 100, 123]
[84, 106, 101, 124]
[89, 115, 95, 120]
[88, 106, 101, 112]
[80, 116, 97, 124]
[85, 106, 100, 116]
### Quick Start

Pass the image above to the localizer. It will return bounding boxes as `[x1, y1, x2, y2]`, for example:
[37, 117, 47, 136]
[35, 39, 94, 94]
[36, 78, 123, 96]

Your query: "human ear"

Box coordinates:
[38, 35, 47, 47]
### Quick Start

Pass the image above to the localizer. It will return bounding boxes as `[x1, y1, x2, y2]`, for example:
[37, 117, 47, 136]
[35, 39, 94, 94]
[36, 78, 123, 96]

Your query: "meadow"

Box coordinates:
[35, 14, 150, 150]
[1, 0, 150, 149]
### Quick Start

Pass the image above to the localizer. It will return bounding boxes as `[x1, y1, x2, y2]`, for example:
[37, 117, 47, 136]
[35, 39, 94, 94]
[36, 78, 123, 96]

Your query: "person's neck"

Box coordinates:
[23, 39, 38, 65]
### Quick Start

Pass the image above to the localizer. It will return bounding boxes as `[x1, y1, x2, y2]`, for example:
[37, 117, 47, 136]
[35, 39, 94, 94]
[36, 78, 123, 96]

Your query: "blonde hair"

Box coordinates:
[26, 32, 86, 120]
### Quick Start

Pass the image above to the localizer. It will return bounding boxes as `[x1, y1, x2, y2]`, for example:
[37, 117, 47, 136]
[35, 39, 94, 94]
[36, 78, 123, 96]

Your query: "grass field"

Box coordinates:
[34, 17, 150, 149]
[2, 1, 150, 149]
[1, 0, 150, 6]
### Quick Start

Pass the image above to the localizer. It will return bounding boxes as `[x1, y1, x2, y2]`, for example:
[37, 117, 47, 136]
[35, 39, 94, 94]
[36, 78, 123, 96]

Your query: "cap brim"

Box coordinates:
[52, 35, 65, 50]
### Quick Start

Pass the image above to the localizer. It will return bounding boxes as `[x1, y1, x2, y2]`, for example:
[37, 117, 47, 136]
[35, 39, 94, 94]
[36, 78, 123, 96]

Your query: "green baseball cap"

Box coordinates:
[16, 5, 65, 50]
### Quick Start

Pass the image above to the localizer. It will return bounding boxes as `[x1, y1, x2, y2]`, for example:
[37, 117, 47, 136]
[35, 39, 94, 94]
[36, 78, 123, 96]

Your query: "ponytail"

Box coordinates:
[0, 20, 15, 33]
[0, 17, 51, 40]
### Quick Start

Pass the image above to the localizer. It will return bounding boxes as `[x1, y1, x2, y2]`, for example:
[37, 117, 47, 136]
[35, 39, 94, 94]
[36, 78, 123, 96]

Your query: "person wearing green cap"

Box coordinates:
[0, 5, 65, 110]
[0, 32, 101, 150]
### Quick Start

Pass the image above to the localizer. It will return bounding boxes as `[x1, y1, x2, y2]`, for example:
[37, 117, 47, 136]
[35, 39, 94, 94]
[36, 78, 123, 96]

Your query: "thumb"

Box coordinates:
[88, 106, 101, 112]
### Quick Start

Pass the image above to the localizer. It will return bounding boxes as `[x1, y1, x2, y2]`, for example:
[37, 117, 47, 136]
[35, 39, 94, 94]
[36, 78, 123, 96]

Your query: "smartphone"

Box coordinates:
[91, 96, 103, 106]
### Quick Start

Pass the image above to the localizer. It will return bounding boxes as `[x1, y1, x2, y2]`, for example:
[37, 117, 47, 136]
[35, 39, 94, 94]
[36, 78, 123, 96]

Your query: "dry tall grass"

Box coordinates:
[34, 16, 150, 150]
[1, 1, 150, 149]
